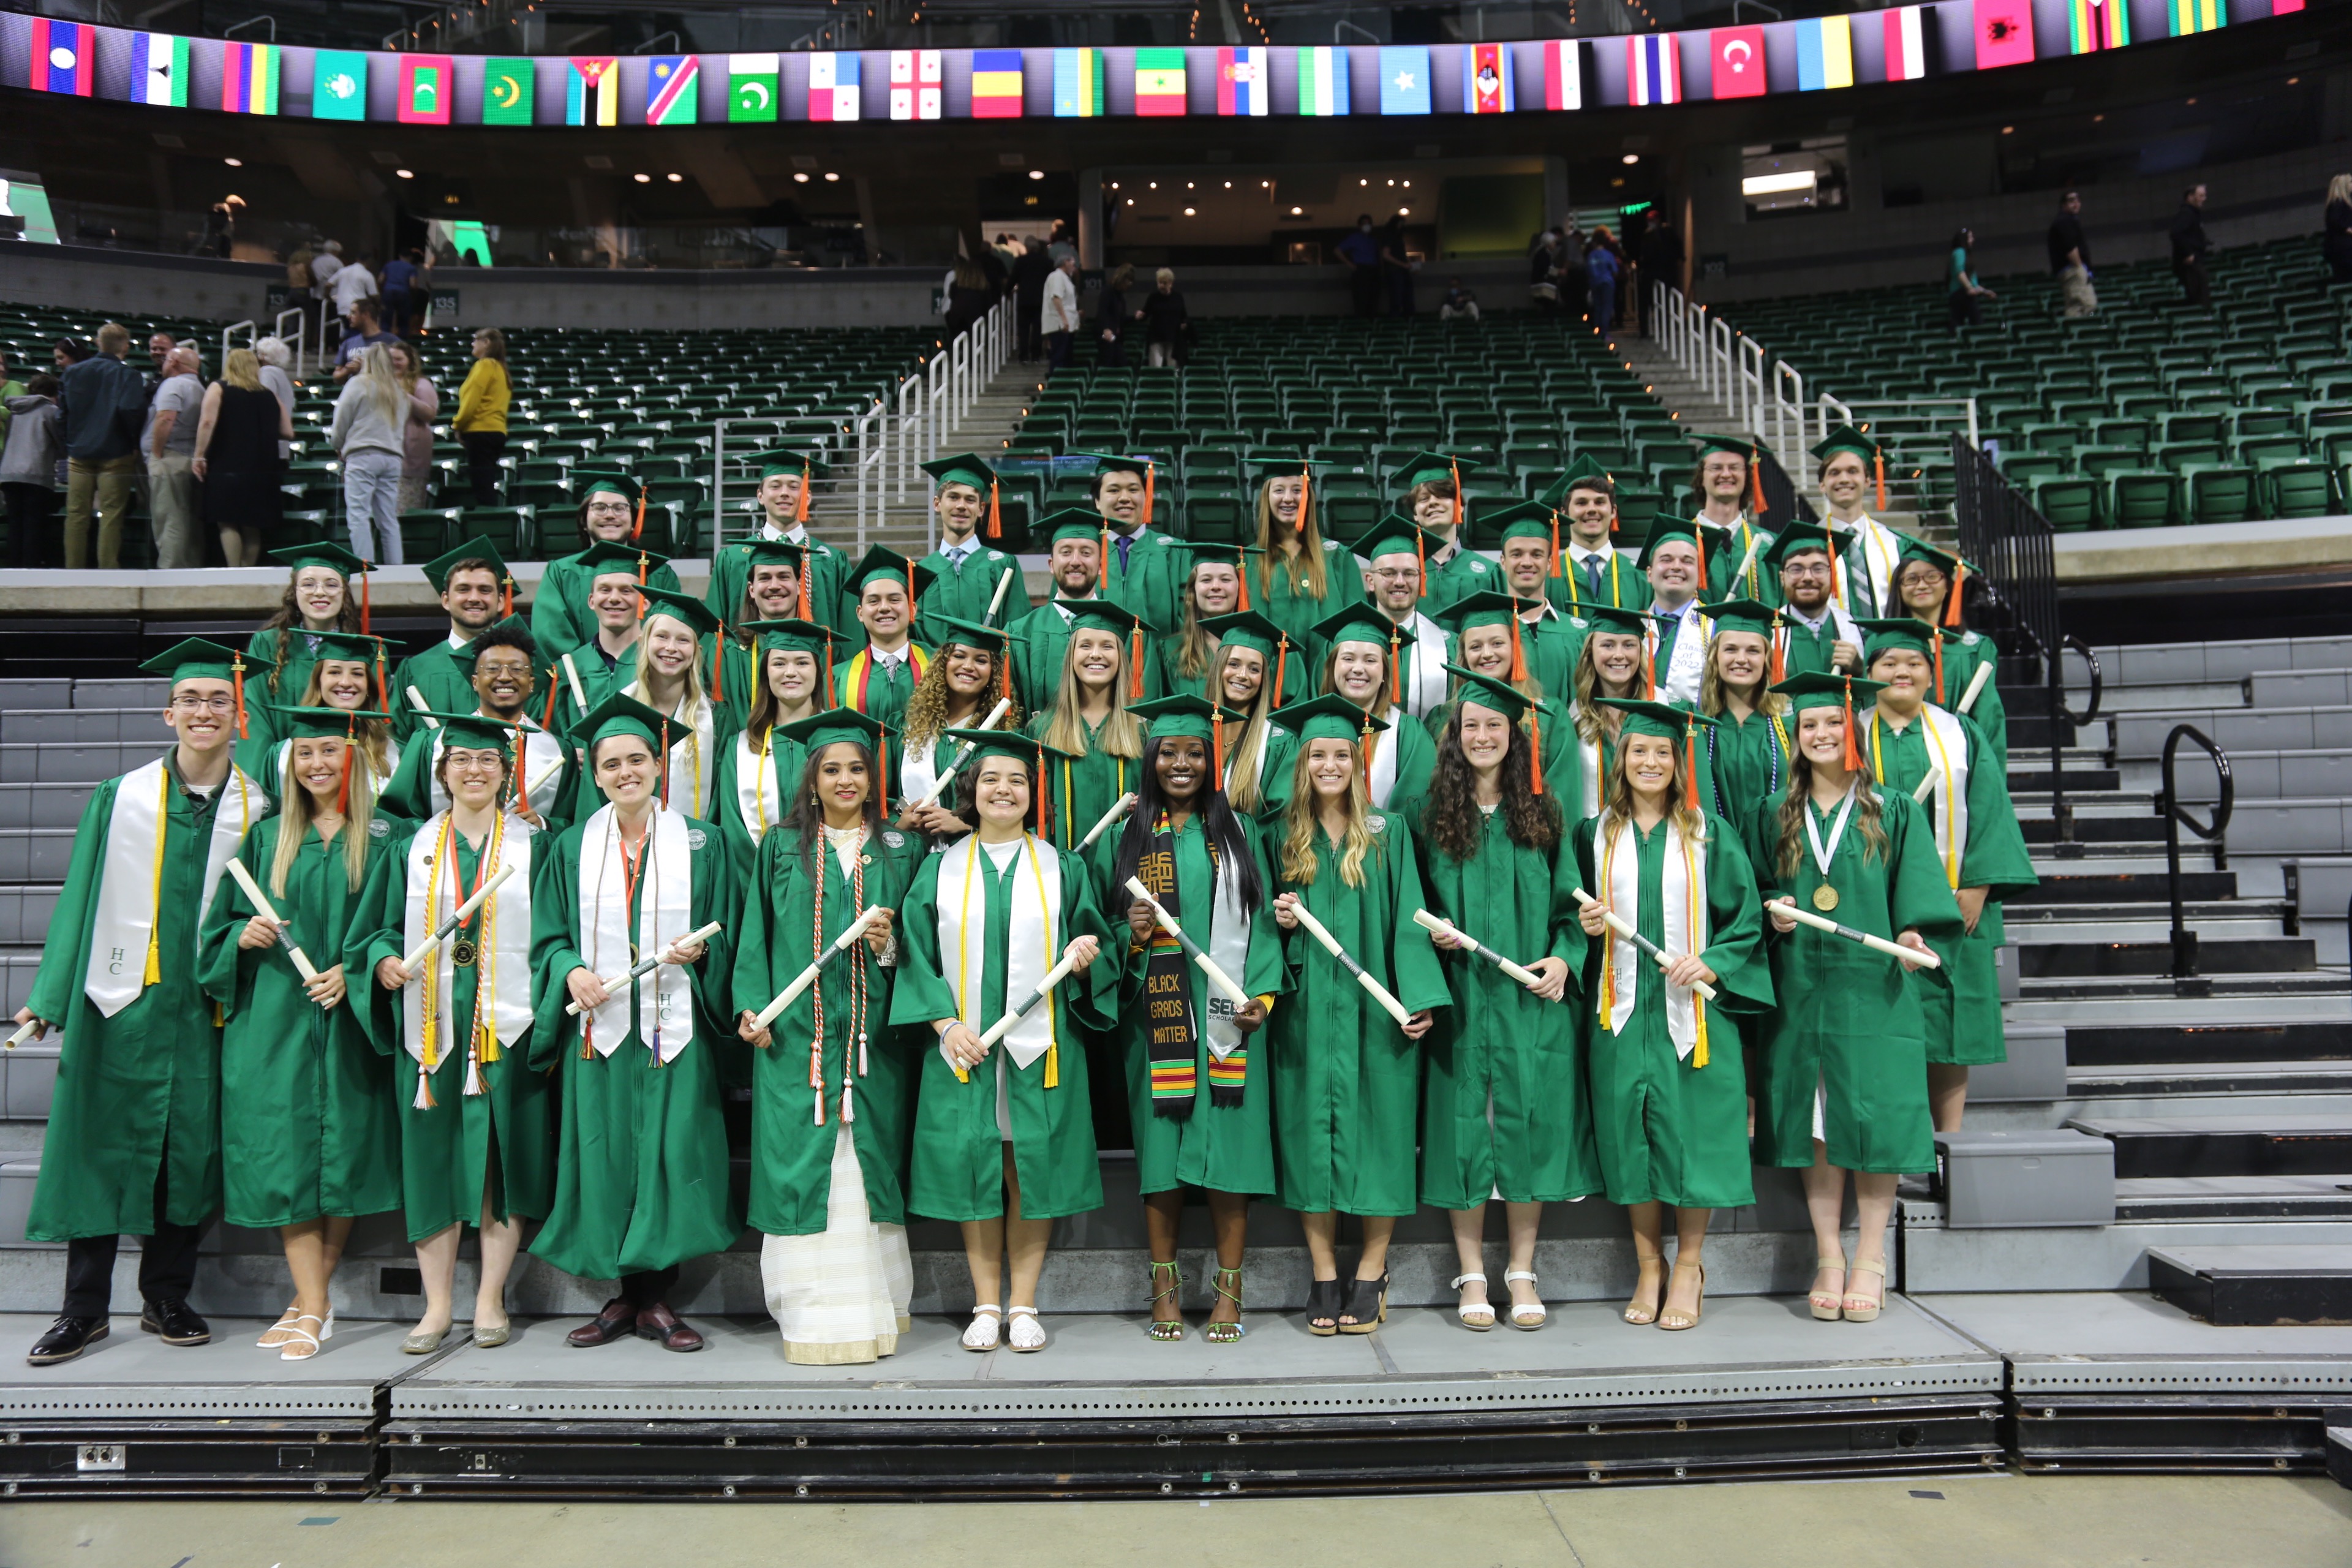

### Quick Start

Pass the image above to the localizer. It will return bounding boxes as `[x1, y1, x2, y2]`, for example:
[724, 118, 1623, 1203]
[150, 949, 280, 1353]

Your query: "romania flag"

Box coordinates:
[971, 50, 1024, 118]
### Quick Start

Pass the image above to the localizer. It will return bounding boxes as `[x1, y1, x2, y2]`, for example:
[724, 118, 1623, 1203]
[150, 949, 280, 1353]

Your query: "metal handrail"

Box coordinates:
[2060, 635, 2103, 727]
[2157, 723, 2234, 984]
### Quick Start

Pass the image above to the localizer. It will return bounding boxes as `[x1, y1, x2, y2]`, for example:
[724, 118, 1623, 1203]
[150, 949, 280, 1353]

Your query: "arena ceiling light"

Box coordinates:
[1183, 206, 1196, 216]
[1741, 169, 1816, 197]
[823, 172, 841, 181]
[395, 168, 415, 179]
[1028, 170, 1045, 181]
[633, 172, 651, 183]
[224, 157, 243, 167]
[1622, 154, 1640, 165]
[666, 173, 684, 182]
[793, 172, 810, 183]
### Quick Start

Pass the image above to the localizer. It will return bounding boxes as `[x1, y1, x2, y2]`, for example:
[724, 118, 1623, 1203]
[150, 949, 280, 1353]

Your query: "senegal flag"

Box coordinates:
[1134, 47, 1186, 116]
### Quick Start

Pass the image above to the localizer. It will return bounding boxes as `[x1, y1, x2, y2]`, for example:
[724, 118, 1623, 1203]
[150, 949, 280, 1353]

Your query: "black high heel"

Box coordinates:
[1305, 1277, 1344, 1336]
[1338, 1270, 1389, 1335]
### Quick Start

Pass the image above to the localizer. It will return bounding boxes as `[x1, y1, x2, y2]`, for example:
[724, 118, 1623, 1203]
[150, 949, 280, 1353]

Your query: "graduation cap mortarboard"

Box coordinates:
[414, 709, 523, 752]
[1761, 521, 1858, 573]
[921, 451, 1016, 545]
[1856, 616, 1956, 703]
[741, 617, 837, 658]
[1128, 693, 1249, 777]
[741, 536, 807, 570]
[1036, 507, 1109, 551]
[571, 469, 643, 504]
[270, 703, 370, 741]
[1770, 670, 1885, 772]
[575, 539, 669, 593]
[1264, 693, 1388, 747]
[1432, 589, 1534, 635]
[1635, 517, 1724, 578]
[1695, 434, 1766, 513]
[422, 536, 516, 615]
[145, 637, 260, 736]
[1894, 533, 1973, 631]
[927, 614, 1012, 656]
[570, 690, 680, 756]
[842, 546, 932, 604]
[638, 583, 722, 639]
[1443, 663, 1554, 794]
[1199, 610, 1294, 704]
[1313, 600, 1405, 650]
[1577, 603, 1663, 638]
[269, 540, 372, 577]
[752, 449, 832, 480]
[1811, 424, 1880, 464]
[772, 707, 896, 797]
[1695, 598, 1780, 639]
[1595, 696, 1716, 807]
[1348, 513, 1443, 562]
[1387, 449, 1480, 493]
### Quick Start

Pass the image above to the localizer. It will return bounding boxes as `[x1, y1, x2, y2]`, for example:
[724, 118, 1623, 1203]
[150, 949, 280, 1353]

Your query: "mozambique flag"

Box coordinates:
[1134, 48, 1187, 116]
[971, 49, 1024, 118]
[222, 42, 281, 115]
[483, 58, 535, 125]
[2168, 0, 2225, 32]
[2068, 0, 2130, 50]
[1053, 48, 1105, 117]
[567, 57, 619, 126]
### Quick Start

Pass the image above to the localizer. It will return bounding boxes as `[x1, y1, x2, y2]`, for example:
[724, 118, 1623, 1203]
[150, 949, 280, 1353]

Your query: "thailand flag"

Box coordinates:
[1883, 6, 1939, 80]
[810, 52, 861, 121]
[1462, 44, 1513, 114]
[1626, 34, 1680, 106]
[889, 50, 941, 120]
[1539, 39, 1583, 111]
[1216, 47, 1267, 116]
[29, 20, 94, 96]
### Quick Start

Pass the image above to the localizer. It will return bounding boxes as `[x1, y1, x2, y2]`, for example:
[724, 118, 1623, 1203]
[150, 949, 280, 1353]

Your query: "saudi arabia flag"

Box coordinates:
[729, 54, 778, 121]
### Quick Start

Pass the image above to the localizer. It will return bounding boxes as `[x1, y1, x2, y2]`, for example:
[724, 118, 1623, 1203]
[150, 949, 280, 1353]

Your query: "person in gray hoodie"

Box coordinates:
[3, 374, 64, 570]
[330, 342, 407, 564]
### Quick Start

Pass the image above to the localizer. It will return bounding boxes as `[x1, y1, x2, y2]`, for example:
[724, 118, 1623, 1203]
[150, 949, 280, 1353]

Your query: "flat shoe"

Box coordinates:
[402, 1328, 447, 1355]
[1006, 1306, 1046, 1352]
[472, 1322, 511, 1348]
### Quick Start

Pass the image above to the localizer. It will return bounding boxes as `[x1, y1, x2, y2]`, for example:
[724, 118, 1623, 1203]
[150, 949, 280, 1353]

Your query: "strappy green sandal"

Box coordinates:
[1205, 1266, 1246, 1344]
[1147, 1260, 1185, 1341]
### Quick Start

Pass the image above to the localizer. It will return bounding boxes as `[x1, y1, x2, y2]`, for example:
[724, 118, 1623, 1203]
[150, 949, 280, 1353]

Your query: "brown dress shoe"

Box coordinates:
[636, 1302, 704, 1352]
[567, 1296, 637, 1348]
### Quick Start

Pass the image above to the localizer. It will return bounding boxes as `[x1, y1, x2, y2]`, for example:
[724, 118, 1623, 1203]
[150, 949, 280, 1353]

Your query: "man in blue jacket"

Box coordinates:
[58, 322, 144, 569]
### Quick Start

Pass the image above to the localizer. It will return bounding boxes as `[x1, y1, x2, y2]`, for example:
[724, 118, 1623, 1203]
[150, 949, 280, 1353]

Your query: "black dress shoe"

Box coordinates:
[27, 1316, 109, 1366]
[567, 1295, 638, 1348]
[139, 1298, 210, 1346]
[636, 1302, 704, 1352]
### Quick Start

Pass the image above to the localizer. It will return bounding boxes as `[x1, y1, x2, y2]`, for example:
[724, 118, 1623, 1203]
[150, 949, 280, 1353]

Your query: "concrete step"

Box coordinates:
[2017, 937, 2315, 979]
[2091, 635, 2352, 686]
[2070, 1062, 2352, 1099]
[2119, 750, 2352, 802]
[2016, 867, 2236, 902]
[2007, 912, 2296, 944]
[0, 709, 173, 746]
[2117, 1179, 2352, 1223]
[2147, 1243, 2352, 1324]
[0, 743, 156, 785]
[2111, 704, 2352, 760]
[2067, 1111, 2352, 1180]
[2093, 680, 2252, 714]
[2016, 969, 2347, 1001]
[2067, 1019, 2352, 1068]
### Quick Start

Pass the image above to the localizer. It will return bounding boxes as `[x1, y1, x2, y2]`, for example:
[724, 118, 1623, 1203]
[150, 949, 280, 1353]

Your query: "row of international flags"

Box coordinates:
[19, 6, 2300, 122]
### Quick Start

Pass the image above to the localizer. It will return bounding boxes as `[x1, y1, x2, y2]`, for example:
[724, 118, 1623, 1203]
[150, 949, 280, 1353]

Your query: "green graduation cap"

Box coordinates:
[638, 583, 722, 639]
[1695, 598, 1781, 639]
[1761, 521, 1857, 573]
[1346, 513, 1444, 563]
[1127, 693, 1244, 745]
[303, 630, 391, 664]
[421, 537, 512, 595]
[1180, 541, 1262, 575]
[751, 449, 832, 481]
[919, 452, 997, 494]
[1635, 517, 1726, 575]
[1083, 452, 1153, 481]
[412, 709, 523, 751]
[1056, 598, 1140, 640]
[927, 614, 1011, 655]
[1243, 455, 1333, 487]
[1594, 696, 1718, 742]
[1896, 534, 1971, 576]
[940, 724, 1074, 771]
[452, 614, 538, 667]
[1197, 611, 1287, 660]
[1561, 451, 1618, 491]
[1770, 670, 1887, 713]
[269, 703, 372, 741]
[141, 637, 254, 688]
[1811, 424, 1881, 464]
[1483, 500, 1559, 546]
[772, 706, 892, 758]
[570, 469, 642, 505]
[1695, 434, 1759, 462]
[569, 690, 682, 755]
[1578, 603, 1663, 638]
[1386, 450, 1479, 494]
[741, 536, 807, 571]
[1855, 617, 1947, 661]
[1036, 507, 1110, 550]
[844, 545, 935, 601]
[268, 540, 373, 578]
[1312, 600, 1406, 651]
[1442, 663, 1537, 724]
[739, 617, 838, 658]
[1433, 589, 1536, 635]
[1264, 693, 1388, 746]
[575, 538, 669, 579]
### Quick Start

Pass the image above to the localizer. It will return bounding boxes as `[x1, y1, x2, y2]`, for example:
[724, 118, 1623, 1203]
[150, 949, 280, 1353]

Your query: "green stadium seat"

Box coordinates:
[2106, 472, 2175, 529]
[2258, 456, 2332, 519]
[2031, 477, 2101, 532]
[2184, 465, 2257, 525]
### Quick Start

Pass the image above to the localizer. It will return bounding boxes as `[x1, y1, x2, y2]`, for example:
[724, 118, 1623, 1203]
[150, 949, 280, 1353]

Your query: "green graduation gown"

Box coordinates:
[378, 715, 571, 832]
[1028, 714, 1141, 856]
[1864, 707, 2038, 1066]
[891, 834, 1115, 1221]
[831, 644, 930, 760]
[244, 626, 331, 729]
[1704, 706, 1795, 844]
[1421, 541, 1499, 616]
[1363, 704, 1438, 818]
[1571, 812, 1773, 1210]
[711, 726, 809, 884]
[728, 822, 922, 1235]
[1933, 627, 2009, 774]
[347, 816, 554, 1241]
[914, 543, 1025, 647]
[1776, 609, 1861, 682]
[390, 635, 479, 744]
[1550, 546, 1637, 617]
[1006, 598, 1169, 714]
[23, 761, 266, 1241]
[1744, 787, 1963, 1174]
[1087, 815, 1290, 1196]
[1256, 539, 1369, 656]
[1268, 813, 1452, 1216]
[530, 549, 685, 662]
[1417, 808, 1601, 1208]
[1708, 518, 1779, 605]
[705, 529, 854, 643]
[527, 810, 743, 1280]
[200, 813, 403, 1228]
[1099, 526, 1187, 635]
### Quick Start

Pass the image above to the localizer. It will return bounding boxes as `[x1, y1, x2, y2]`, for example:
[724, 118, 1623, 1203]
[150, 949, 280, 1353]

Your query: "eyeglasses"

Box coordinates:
[170, 695, 235, 714]
[1370, 567, 1419, 583]
[1783, 562, 1834, 579]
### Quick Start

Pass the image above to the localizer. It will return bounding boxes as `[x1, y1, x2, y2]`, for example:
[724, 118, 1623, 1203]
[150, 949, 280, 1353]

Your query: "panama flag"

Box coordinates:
[971, 50, 1025, 119]
[398, 55, 454, 125]
[2168, 0, 2225, 32]
[1793, 16, 1854, 89]
[130, 32, 192, 107]
[647, 55, 699, 124]
[1463, 44, 1513, 113]
[728, 55, 778, 121]
[1626, 34, 1680, 106]
[809, 52, 860, 120]
[1538, 40, 1584, 110]
[1710, 26, 1766, 98]
[2067, 0, 2129, 50]
[29, 20, 93, 96]
[222, 42, 281, 115]
[1216, 47, 1267, 116]
[1882, 6, 1939, 80]
[1053, 49, 1105, 117]
[1974, 0, 2037, 66]
[1297, 47, 1351, 116]
[889, 50, 941, 119]
[567, 58, 619, 126]
[1135, 48, 1187, 116]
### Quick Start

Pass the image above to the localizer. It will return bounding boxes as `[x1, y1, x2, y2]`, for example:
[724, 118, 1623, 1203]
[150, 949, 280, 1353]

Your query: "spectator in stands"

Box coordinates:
[198, 195, 243, 259]
[1012, 238, 1053, 363]
[1528, 230, 1562, 313]
[253, 337, 296, 460]
[2, 372, 62, 570]
[192, 347, 288, 568]
[1096, 264, 1133, 368]
[1042, 252, 1080, 370]
[1047, 218, 1076, 265]
[332, 300, 398, 381]
[52, 337, 91, 374]
[943, 254, 992, 339]
[2048, 191, 2097, 318]
[331, 251, 379, 325]
[453, 328, 510, 506]
[1439, 277, 1480, 322]
[0, 352, 18, 448]
[145, 333, 177, 393]
[1637, 219, 1682, 334]
[144, 344, 205, 570]
[2322, 173, 2352, 286]
[1140, 268, 1188, 368]
[386, 341, 438, 514]
[285, 244, 317, 306]
[309, 239, 345, 302]
[331, 344, 408, 565]
[1339, 216, 1382, 318]
[1945, 228, 1994, 332]
[380, 247, 424, 337]
[1379, 215, 1415, 317]
[58, 323, 145, 568]
[1586, 228, 1622, 331]
[2170, 184, 2211, 307]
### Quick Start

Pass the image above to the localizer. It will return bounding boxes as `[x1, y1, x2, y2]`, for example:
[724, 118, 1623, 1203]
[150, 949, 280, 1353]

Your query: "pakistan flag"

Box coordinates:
[312, 50, 368, 121]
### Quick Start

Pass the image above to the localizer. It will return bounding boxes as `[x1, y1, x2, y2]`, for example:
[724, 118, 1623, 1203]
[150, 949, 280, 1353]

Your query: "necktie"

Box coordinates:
[1585, 556, 1604, 598]
[1115, 533, 1134, 572]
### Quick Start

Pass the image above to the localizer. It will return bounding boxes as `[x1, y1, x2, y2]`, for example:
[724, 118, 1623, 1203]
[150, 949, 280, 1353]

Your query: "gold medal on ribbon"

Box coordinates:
[451, 937, 478, 968]
[1811, 884, 1839, 913]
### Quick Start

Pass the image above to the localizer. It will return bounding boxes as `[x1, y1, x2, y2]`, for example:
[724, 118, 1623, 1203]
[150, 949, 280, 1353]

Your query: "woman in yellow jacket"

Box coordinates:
[453, 327, 511, 506]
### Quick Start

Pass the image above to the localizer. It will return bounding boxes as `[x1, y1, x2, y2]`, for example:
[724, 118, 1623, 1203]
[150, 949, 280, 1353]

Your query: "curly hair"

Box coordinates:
[1772, 752, 1889, 879]
[899, 639, 1021, 755]
[1419, 710, 1560, 861]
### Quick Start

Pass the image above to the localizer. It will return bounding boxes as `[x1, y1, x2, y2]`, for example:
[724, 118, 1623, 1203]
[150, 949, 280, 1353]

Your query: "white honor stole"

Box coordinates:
[733, 729, 789, 847]
[1840, 515, 1904, 617]
[1647, 607, 1711, 706]
[1367, 703, 1409, 807]
[400, 809, 535, 1102]
[936, 832, 1063, 1081]
[576, 802, 696, 1064]
[1398, 612, 1451, 720]
[1902, 704, 1971, 891]
[625, 684, 716, 818]
[425, 723, 563, 819]
[86, 758, 264, 1017]
[1598, 812, 1711, 1065]
[1199, 851, 1255, 1065]
[897, 734, 944, 812]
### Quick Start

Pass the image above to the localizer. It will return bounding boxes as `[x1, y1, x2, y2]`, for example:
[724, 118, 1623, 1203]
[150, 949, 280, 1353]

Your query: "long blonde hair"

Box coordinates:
[1212, 644, 1278, 813]
[294, 663, 395, 778]
[1573, 634, 1641, 745]
[1172, 568, 1221, 683]
[1597, 729, 1706, 850]
[1278, 744, 1377, 889]
[1254, 478, 1330, 603]
[1773, 752, 1889, 878]
[353, 342, 404, 433]
[2329, 173, 2352, 209]
[631, 609, 710, 716]
[1700, 630, 1788, 719]
[1041, 636, 1142, 760]
[270, 740, 375, 897]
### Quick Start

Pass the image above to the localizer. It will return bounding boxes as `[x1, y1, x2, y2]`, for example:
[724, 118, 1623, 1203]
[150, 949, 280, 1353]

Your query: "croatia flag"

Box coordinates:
[1463, 44, 1513, 114]
[1216, 47, 1267, 116]
[1296, 46, 1351, 116]
[29, 20, 93, 97]
[129, 31, 191, 107]
[1626, 34, 1680, 106]
[1539, 39, 1584, 111]
[810, 52, 860, 120]
[1709, 26, 1766, 99]
[889, 50, 941, 120]
[1882, 6, 1939, 80]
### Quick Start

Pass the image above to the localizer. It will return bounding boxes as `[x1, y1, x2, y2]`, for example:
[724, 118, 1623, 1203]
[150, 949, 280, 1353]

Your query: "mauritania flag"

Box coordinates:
[567, 58, 619, 126]
[729, 55, 778, 121]
[1297, 46, 1350, 115]
[1626, 33, 1679, 105]
[1463, 43, 1513, 113]
[483, 58, 535, 124]
[130, 32, 192, 108]
[2168, 0, 2223, 32]
[889, 50, 941, 120]
[1539, 40, 1583, 110]
[222, 42, 281, 115]
[646, 55, 699, 124]
[1793, 15, 1854, 89]
[2068, 0, 2129, 50]
[1053, 49, 1105, 117]
[810, 52, 860, 120]
[1215, 47, 1266, 116]
[1134, 47, 1187, 116]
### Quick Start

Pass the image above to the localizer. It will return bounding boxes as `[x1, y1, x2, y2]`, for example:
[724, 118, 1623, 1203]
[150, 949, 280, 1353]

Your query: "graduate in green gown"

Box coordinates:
[392, 539, 516, 743]
[1689, 435, 1777, 605]
[1092, 695, 1289, 1344]
[832, 545, 936, 737]
[238, 630, 402, 802]
[1485, 501, 1585, 687]
[711, 619, 835, 883]
[347, 712, 552, 1352]
[1890, 535, 2009, 773]
[541, 538, 674, 736]
[1745, 673, 1962, 1325]
[1085, 453, 1188, 634]
[706, 450, 856, 643]
[1573, 701, 1773, 1333]
[1391, 450, 1504, 612]
[1346, 514, 1457, 722]
[1813, 425, 1911, 622]
[1314, 601, 1439, 818]
[1858, 621, 2037, 1129]
[913, 453, 1028, 646]
[245, 541, 372, 764]
[892, 617, 1024, 840]
[1159, 541, 1259, 700]
[1762, 524, 1866, 684]
[1435, 589, 1577, 718]
[892, 730, 1115, 1354]
[379, 618, 571, 831]
[1195, 611, 1297, 819]
[530, 693, 741, 1354]
[1263, 698, 1450, 1334]
[530, 473, 685, 662]
[1415, 671, 1597, 1332]
[1635, 519, 1722, 708]
[1248, 458, 1368, 654]
[1697, 599, 1796, 842]
[201, 706, 401, 1360]
[1433, 600, 1580, 801]
[1547, 458, 1638, 617]
[729, 709, 923, 1365]
[16, 640, 270, 1366]
[1567, 604, 1662, 826]
[1027, 600, 1149, 855]
[710, 537, 810, 732]
[1005, 510, 1170, 712]
[606, 586, 733, 823]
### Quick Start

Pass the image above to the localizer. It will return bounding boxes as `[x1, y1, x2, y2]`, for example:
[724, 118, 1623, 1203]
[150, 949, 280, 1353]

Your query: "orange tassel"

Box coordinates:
[1128, 627, 1144, 701]
[502, 574, 514, 618]
[541, 675, 560, 728]
[710, 639, 725, 703]
[375, 650, 391, 716]
[794, 460, 810, 524]
[1643, 638, 1657, 700]
[1508, 613, 1528, 683]
[631, 492, 646, 542]
[1360, 714, 1376, 793]
[1142, 462, 1155, 531]
[1749, 454, 1765, 514]
[906, 563, 919, 622]
[1932, 635, 1946, 706]
[1770, 622, 1787, 687]
[1273, 635, 1288, 706]
[986, 477, 1001, 540]
[1415, 528, 1428, 601]
[998, 650, 1012, 706]
[1212, 709, 1226, 782]
[232, 654, 249, 740]
[1874, 452, 1888, 513]
[1388, 629, 1401, 707]
[1449, 459, 1463, 532]
[1297, 466, 1313, 541]
[1236, 559, 1252, 611]
[1548, 510, 1563, 578]
[1945, 561, 1966, 629]
[796, 560, 812, 621]
[1841, 680, 1866, 773]
[823, 639, 835, 707]
[1683, 724, 1699, 811]
[659, 720, 671, 808]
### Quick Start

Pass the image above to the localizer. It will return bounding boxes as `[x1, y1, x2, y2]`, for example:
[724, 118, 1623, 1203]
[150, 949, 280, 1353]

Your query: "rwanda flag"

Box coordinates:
[1054, 49, 1105, 117]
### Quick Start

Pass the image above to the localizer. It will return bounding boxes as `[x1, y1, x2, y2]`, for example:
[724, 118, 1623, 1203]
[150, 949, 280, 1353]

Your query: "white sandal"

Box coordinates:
[257, 1306, 300, 1348]
[961, 1305, 1003, 1351]
[1451, 1272, 1496, 1332]
[1006, 1306, 1046, 1352]
[279, 1313, 326, 1362]
[1504, 1270, 1547, 1330]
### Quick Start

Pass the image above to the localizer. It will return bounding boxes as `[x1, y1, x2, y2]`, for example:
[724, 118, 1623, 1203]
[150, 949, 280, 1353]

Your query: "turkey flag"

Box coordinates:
[1711, 26, 1768, 98]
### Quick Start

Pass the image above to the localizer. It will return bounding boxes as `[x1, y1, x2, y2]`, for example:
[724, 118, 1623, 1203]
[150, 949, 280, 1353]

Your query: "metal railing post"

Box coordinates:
[2158, 723, 2234, 990]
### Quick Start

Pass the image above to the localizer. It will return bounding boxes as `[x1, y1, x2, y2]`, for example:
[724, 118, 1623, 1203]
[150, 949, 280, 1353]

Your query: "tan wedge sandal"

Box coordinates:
[1842, 1257, 1887, 1323]
[1809, 1256, 1848, 1322]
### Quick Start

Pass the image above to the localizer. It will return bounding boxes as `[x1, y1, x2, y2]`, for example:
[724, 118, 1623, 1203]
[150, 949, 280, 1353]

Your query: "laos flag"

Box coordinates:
[30, 20, 94, 96]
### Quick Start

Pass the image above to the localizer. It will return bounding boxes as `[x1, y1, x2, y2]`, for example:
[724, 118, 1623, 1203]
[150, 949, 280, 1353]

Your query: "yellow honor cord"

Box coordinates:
[142, 767, 168, 986]
[1919, 714, 1961, 890]
[1022, 832, 1059, 1089]
[1683, 829, 1708, 1070]
[1596, 827, 1617, 1031]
